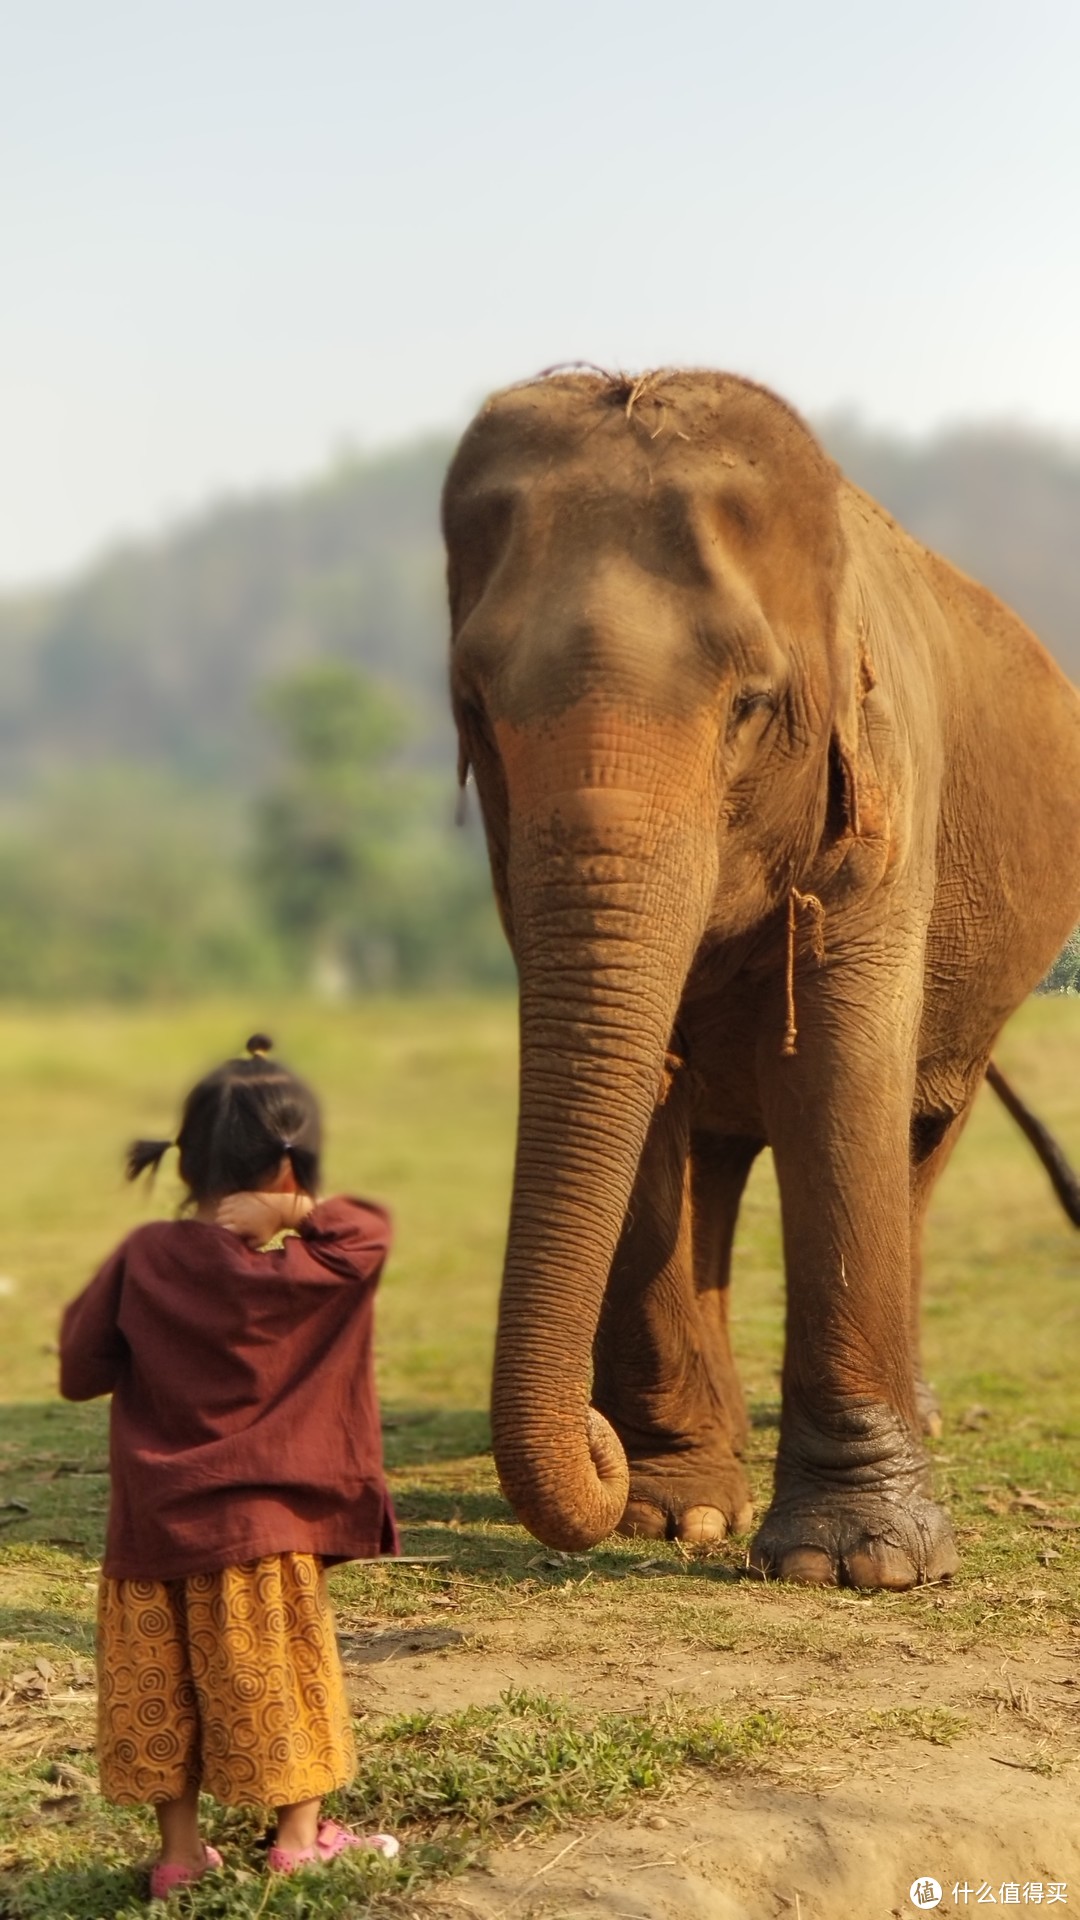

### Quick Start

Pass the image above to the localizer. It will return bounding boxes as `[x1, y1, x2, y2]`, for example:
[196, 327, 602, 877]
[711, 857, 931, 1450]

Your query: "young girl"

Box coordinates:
[60, 1036, 400, 1897]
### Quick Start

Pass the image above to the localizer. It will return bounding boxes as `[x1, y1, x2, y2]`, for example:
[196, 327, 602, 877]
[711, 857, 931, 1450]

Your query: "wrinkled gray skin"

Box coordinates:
[443, 368, 1080, 1590]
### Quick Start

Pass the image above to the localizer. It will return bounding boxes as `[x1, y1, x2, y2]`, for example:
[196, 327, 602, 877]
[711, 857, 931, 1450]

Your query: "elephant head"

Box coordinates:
[443, 369, 855, 1551]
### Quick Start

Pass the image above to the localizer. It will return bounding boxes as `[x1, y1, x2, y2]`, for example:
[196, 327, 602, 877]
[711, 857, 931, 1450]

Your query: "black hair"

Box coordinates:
[126, 1035, 322, 1203]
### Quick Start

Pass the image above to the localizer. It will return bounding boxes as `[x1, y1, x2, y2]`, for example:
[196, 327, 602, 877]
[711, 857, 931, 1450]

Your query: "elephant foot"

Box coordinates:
[617, 1457, 753, 1545]
[748, 1401, 958, 1590]
[916, 1374, 944, 1441]
[749, 1489, 958, 1590]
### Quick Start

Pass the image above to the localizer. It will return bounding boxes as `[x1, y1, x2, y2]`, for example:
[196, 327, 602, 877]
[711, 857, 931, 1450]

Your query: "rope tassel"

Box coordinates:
[781, 888, 826, 1058]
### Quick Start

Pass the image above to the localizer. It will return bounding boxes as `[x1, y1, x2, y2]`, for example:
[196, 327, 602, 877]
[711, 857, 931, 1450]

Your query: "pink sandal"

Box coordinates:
[267, 1818, 399, 1872]
[149, 1844, 222, 1899]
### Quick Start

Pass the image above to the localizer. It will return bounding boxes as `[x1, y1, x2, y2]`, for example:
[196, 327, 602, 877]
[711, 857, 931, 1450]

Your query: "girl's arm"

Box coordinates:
[294, 1195, 392, 1283]
[216, 1190, 392, 1283]
[59, 1249, 127, 1401]
[215, 1190, 315, 1245]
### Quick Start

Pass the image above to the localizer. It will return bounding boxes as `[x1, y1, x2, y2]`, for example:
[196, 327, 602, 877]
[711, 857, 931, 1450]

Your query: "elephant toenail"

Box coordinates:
[678, 1506, 728, 1545]
[616, 1499, 668, 1540]
[843, 1545, 917, 1591]
[777, 1547, 838, 1586]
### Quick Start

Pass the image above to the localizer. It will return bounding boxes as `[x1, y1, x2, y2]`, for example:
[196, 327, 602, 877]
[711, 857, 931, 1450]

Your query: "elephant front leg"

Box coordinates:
[593, 1092, 758, 1545]
[752, 982, 958, 1591]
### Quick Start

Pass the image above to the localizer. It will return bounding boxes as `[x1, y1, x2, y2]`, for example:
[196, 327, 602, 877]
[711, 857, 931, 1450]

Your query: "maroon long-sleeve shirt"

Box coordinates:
[60, 1197, 398, 1581]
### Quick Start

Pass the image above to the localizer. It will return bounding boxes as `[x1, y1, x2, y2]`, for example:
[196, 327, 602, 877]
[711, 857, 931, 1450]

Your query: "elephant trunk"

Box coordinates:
[491, 721, 717, 1550]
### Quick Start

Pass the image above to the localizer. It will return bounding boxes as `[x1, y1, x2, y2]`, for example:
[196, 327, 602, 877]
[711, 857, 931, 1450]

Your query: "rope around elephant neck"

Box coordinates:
[781, 889, 826, 1057]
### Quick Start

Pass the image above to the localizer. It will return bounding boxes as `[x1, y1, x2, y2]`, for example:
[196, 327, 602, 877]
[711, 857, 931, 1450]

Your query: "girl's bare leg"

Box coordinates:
[275, 1796, 322, 1851]
[155, 1777, 204, 1867]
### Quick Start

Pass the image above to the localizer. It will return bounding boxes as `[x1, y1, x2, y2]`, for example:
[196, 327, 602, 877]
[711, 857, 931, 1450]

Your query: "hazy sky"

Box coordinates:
[2, 0, 1078, 584]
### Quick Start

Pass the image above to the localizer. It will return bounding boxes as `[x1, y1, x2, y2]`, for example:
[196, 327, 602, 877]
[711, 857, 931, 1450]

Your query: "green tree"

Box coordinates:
[1037, 925, 1080, 994]
[0, 767, 274, 999]
[249, 659, 511, 992]
[251, 661, 406, 990]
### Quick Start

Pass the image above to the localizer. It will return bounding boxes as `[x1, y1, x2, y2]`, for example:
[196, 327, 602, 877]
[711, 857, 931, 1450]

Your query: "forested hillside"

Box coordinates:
[1, 411, 1077, 997]
[1, 415, 1078, 793]
[825, 417, 1080, 684]
[0, 438, 453, 792]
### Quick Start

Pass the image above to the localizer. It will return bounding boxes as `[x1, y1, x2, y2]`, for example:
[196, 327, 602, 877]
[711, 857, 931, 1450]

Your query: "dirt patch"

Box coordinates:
[422, 1756, 1080, 1919]
[340, 1625, 468, 1665]
[341, 1623, 1079, 1919]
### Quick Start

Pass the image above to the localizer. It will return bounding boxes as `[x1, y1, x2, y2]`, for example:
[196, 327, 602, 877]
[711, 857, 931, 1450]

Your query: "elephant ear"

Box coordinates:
[829, 600, 877, 840]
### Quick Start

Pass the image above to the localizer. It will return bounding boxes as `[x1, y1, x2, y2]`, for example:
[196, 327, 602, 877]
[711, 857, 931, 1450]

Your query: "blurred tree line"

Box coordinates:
[1038, 928, 1080, 995]
[0, 657, 508, 997]
[0, 438, 511, 996]
[0, 418, 1078, 999]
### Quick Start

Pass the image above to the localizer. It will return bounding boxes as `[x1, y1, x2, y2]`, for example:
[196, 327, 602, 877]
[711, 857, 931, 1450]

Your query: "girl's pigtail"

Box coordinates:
[126, 1138, 174, 1183]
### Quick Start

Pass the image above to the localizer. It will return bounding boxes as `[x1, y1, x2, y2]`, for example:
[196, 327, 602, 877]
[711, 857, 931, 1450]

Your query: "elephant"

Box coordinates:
[442, 368, 1080, 1591]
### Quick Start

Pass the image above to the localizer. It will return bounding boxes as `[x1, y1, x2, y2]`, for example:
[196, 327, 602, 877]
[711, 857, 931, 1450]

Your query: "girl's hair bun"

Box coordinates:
[155, 1040, 322, 1203]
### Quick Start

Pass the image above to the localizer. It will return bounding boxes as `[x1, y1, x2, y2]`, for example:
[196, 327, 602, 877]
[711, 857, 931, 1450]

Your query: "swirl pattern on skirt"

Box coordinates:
[97, 1553, 356, 1807]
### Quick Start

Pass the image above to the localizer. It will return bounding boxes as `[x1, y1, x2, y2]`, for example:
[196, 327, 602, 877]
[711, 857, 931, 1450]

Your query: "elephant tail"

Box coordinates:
[985, 1059, 1080, 1227]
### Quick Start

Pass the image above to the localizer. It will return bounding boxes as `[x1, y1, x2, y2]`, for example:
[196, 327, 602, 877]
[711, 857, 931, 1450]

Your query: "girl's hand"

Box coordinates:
[215, 1191, 315, 1243]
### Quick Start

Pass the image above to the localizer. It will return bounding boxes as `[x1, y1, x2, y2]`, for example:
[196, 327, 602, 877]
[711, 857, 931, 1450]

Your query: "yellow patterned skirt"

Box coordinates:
[96, 1552, 356, 1807]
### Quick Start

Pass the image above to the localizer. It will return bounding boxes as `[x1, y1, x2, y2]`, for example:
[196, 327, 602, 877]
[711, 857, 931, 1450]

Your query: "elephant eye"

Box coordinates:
[731, 687, 775, 727]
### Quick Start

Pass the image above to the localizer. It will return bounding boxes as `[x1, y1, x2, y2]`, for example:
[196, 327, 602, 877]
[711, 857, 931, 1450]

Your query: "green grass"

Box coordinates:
[1, 993, 1079, 1913]
[0, 997, 518, 1409]
[863, 1706, 966, 1746]
[2, 1691, 791, 1919]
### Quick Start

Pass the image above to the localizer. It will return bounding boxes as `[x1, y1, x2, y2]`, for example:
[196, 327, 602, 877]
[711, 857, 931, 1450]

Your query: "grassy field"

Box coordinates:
[1, 995, 1078, 1916]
